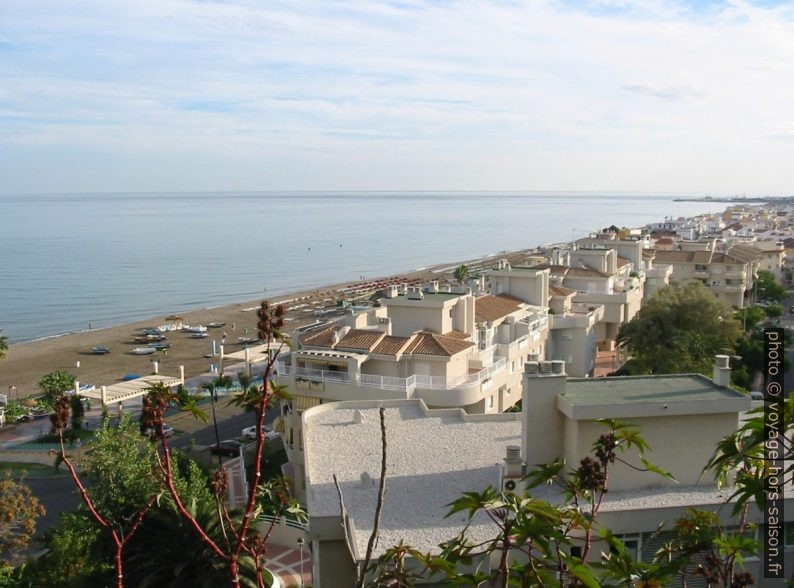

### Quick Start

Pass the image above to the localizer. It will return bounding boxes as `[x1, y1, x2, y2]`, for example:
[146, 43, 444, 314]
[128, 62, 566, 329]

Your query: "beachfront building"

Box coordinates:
[486, 261, 603, 377]
[529, 256, 643, 353]
[275, 280, 549, 500]
[641, 249, 673, 300]
[650, 249, 751, 308]
[300, 358, 791, 587]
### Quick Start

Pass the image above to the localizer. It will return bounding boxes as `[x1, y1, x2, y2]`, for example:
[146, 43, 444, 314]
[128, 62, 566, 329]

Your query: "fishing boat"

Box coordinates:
[183, 325, 207, 334]
[191, 332, 209, 339]
[207, 322, 226, 328]
[237, 336, 259, 344]
[131, 347, 156, 355]
[91, 346, 111, 355]
[148, 342, 171, 351]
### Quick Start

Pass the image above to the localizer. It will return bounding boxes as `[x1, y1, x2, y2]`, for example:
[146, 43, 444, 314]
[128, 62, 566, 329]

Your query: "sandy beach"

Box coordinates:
[1, 250, 534, 400]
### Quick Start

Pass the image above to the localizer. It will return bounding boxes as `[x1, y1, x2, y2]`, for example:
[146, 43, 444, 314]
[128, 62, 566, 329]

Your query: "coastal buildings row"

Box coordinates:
[271, 202, 794, 585]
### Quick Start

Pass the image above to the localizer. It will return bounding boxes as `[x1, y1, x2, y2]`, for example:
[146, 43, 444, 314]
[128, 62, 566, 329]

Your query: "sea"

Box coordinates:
[1, 192, 726, 343]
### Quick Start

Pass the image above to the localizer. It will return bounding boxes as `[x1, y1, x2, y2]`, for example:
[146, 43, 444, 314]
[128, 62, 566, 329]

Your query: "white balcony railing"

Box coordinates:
[275, 358, 507, 395]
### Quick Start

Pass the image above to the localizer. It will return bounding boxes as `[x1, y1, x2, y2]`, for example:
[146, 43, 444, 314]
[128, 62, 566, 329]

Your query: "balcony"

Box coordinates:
[275, 357, 507, 407]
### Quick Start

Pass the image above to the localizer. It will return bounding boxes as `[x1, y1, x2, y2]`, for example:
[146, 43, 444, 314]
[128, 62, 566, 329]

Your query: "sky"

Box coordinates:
[1, 0, 793, 194]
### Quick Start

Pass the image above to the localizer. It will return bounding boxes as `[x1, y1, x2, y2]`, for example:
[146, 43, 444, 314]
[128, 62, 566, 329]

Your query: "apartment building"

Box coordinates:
[641, 249, 673, 300]
[651, 249, 750, 308]
[275, 280, 549, 500]
[488, 261, 602, 377]
[301, 358, 789, 587]
[530, 261, 642, 352]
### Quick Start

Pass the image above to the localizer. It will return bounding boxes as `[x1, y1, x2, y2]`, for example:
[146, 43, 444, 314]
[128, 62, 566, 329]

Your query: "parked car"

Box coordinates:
[209, 440, 243, 457]
[750, 391, 764, 401]
[241, 425, 280, 441]
[141, 424, 175, 438]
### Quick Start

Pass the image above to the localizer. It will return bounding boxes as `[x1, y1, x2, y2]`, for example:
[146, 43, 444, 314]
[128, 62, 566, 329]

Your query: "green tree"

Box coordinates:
[753, 269, 786, 303]
[37, 371, 75, 403]
[0, 475, 45, 560]
[763, 303, 784, 319]
[0, 329, 8, 360]
[69, 396, 84, 430]
[19, 511, 113, 587]
[453, 264, 470, 285]
[123, 498, 257, 588]
[617, 282, 742, 375]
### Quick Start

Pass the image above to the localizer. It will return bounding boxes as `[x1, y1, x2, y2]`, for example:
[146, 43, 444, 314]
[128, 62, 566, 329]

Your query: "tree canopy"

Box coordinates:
[617, 282, 742, 375]
[753, 269, 786, 303]
[37, 371, 75, 402]
[0, 475, 45, 559]
[453, 264, 470, 285]
[0, 329, 8, 360]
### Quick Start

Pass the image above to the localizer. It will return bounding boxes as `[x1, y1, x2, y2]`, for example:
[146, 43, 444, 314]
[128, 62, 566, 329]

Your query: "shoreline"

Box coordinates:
[1, 249, 534, 400]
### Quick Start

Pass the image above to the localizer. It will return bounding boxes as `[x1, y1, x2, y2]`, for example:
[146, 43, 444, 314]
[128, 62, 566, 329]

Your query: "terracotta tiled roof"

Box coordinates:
[441, 330, 470, 340]
[565, 266, 611, 278]
[334, 329, 385, 351]
[371, 335, 411, 356]
[530, 263, 568, 275]
[654, 237, 674, 245]
[405, 332, 474, 357]
[616, 256, 631, 268]
[727, 244, 763, 262]
[549, 284, 575, 297]
[474, 294, 524, 323]
[530, 263, 611, 279]
[300, 326, 341, 348]
[642, 249, 656, 259]
[691, 251, 713, 264]
[653, 250, 697, 263]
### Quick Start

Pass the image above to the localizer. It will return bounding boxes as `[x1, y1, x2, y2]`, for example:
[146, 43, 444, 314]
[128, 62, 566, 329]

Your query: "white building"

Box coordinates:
[301, 358, 792, 587]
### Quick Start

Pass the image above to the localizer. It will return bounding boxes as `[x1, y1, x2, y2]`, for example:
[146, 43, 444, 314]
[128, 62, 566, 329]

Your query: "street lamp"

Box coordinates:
[297, 536, 305, 587]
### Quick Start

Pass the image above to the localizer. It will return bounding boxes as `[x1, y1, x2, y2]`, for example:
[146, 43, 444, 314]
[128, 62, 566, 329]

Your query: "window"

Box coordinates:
[488, 395, 494, 409]
[612, 534, 641, 560]
[509, 361, 515, 375]
[449, 308, 454, 318]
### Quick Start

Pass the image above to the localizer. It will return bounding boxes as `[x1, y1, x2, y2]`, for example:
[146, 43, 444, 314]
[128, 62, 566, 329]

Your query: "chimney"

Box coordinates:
[384, 285, 398, 299]
[501, 445, 525, 491]
[522, 360, 566, 467]
[713, 354, 731, 387]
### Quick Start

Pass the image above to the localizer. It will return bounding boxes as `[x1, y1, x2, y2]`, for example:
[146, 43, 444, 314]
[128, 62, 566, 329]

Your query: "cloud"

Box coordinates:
[621, 84, 704, 101]
[0, 0, 793, 192]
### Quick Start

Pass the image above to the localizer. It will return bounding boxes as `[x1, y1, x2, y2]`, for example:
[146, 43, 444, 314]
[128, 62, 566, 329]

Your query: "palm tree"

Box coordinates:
[203, 375, 232, 468]
[123, 498, 258, 587]
[0, 329, 8, 360]
[454, 264, 470, 285]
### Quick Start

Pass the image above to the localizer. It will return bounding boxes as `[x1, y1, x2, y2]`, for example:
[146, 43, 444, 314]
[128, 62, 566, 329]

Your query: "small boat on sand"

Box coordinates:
[148, 342, 171, 351]
[131, 347, 156, 355]
[207, 322, 226, 328]
[91, 346, 111, 355]
[183, 325, 207, 334]
[237, 336, 259, 344]
[191, 332, 209, 339]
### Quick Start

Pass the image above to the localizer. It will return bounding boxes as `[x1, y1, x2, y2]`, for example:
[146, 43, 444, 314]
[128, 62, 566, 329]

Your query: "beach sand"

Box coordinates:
[1, 251, 533, 399]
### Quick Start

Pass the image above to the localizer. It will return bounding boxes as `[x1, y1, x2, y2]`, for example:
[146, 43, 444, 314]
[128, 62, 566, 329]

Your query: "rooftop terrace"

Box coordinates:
[558, 374, 751, 419]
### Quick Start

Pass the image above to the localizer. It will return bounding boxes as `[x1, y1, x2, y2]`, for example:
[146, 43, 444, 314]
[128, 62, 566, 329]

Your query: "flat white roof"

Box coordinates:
[304, 400, 521, 559]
